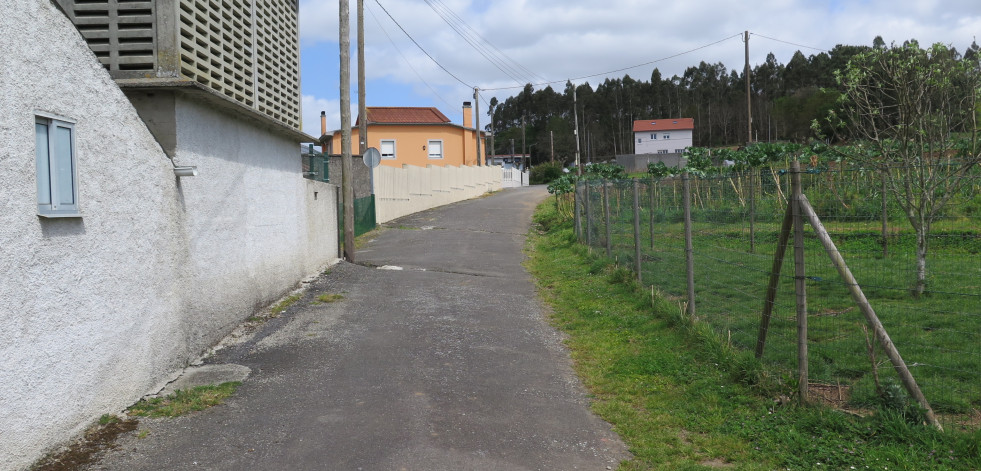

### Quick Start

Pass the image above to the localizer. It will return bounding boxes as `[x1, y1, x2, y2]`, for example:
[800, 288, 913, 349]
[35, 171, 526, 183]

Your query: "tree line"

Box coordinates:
[487, 36, 981, 166]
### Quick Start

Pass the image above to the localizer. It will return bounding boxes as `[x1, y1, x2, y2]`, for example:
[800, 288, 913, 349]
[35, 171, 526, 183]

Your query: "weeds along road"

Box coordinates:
[88, 186, 629, 471]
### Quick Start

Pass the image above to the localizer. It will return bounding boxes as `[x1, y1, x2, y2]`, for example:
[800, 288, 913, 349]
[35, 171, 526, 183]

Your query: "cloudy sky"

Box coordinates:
[297, 0, 981, 136]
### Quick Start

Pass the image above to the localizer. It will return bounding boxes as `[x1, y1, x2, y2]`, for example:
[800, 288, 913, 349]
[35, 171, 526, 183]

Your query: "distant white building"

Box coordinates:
[633, 118, 694, 155]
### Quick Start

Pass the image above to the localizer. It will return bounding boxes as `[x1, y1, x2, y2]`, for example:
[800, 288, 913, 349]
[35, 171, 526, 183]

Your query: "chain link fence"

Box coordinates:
[573, 164, 980, 431]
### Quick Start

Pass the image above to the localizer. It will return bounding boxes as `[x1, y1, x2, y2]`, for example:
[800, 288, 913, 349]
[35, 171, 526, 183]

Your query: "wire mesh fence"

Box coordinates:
[573, 164, 980, 431]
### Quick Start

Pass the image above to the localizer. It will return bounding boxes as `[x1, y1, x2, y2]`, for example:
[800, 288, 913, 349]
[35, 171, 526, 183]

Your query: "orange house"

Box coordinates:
[322, 103, 488, 168]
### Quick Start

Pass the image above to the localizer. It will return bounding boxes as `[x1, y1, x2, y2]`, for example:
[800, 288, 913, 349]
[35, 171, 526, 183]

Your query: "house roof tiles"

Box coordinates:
[633, 118, 694, 132]
[359, 107, 451, 125]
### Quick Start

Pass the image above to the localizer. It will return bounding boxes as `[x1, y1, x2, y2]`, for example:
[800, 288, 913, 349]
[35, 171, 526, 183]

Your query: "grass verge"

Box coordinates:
[127, 382, 241, 418]
[527, 200, 980, 470]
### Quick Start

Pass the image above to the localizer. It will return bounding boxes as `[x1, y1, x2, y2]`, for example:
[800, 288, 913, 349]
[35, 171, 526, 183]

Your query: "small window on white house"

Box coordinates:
[35, 116, 80, 217]
[675, 149, 684, 153]
[657, 149, 668, 154]
[663, 133, 670, 139]
[380, 139, 396, 159]
[427, 140, 443, 159]
[651, 134, 656, 140]
[638, 138, 642, 144]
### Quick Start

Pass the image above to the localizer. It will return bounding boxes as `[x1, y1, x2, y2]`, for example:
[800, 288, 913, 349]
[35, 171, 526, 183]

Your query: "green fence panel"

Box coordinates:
[338, 195, 377, 245]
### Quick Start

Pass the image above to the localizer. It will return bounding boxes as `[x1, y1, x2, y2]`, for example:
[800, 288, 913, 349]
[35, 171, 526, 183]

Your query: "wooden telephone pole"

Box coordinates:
[474, 87, 481, 166]
[357, 0, 367, 156]
[340, 0, 354, 261]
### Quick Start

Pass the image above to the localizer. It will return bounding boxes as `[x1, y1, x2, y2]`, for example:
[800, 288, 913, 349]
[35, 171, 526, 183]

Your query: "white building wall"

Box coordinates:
[0, 2, 339, 468]
[374, 164, 502, 223]
[635, 129, 693, 155]
[0, 2, 189, 468]
[171, 98, 337, 350]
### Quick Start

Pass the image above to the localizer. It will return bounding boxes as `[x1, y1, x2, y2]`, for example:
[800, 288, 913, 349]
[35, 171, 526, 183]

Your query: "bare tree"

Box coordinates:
[829, 41, 980, 296]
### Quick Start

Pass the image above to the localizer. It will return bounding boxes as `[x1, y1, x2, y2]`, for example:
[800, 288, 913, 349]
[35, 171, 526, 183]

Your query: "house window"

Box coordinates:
[637, 138, 642, 144]
[380, 139, 396, 159]
[35, 115, 80, 217]
[675, 149, 684, 153]
[663, 133, 670, 139]
[657, 149, 668, 154]
[651, 134, 656, 140]
[427, 139, 443, 159]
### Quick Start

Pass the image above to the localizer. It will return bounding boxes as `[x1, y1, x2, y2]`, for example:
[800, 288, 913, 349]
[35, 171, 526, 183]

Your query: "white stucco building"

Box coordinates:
[0, 1, 337, 468]
[633, 118, 694, 155]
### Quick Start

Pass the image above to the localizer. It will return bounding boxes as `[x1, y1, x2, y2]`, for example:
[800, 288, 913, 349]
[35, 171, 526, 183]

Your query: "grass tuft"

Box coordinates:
[312, 293, 344, 305]
[270, 294, 302, 317]
[127, 382, 241, 418]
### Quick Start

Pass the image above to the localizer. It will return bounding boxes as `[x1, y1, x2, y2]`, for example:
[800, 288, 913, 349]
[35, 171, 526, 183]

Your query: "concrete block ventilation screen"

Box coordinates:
[60, 0, 301, 131]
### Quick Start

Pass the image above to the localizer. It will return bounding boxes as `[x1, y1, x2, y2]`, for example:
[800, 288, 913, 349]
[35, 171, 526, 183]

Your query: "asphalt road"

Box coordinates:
[89, 186, 629, 470]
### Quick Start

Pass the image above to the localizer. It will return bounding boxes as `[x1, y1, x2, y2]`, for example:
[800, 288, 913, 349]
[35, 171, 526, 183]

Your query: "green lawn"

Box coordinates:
[529, 199, 980, 470]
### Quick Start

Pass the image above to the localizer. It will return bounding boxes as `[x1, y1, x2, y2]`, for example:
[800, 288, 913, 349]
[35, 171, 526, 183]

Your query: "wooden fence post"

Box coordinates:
[574, 182, 582, 241]
[585, 181, 593, 247]
[633, 179, 642, 283]
[799, 194, 942, 430]
[649, 177, 656, 249]
[750, 171, 757, 253]
[683, 172, 695, 317]
[756, 201, 794, 358]
[603, 180, 612, 258]
[792, 160, 808, 403]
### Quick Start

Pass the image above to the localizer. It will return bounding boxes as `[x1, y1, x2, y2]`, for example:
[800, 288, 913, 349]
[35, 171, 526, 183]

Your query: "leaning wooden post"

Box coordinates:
[648, 177, 656, 249]
[585, 181, 593, 247]
[632, 179, 643, 283]
[683, 172, 695, 317]
[574, 181, 582, 241]
[603, 180, 612, 258]
[799, 194, 942, 430]
[791, 160, 809, 403]
[755, 200, 794, 358]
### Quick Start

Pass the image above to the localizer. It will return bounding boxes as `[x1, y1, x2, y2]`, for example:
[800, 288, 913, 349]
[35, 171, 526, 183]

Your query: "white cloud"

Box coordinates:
[301, 94, 358, 137]
[300, 0, 981, 104]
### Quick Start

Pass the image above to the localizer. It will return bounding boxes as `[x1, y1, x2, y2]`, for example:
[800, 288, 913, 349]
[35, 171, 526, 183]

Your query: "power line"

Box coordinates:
[423, 0, 528, 87]
[751, 33, 828, 52]
[427, 0, 547, 84]
[373, 0, 473, 89]
[366, 4, 458, 111]
[480, 33, 743, 91]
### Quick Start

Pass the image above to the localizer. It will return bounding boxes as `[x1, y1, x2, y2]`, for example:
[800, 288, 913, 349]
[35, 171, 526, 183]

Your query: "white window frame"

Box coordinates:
[657, 149, 668, 154]
[380, 139, 396, 160]
[427, 139, 443, 159]
[651, 133, 656, 140]
[35, 114, 80, 217]
[663, 133, 671, 140]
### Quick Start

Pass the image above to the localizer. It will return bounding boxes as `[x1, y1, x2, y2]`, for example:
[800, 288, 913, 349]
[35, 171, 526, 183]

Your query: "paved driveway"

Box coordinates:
[90, 186, 628, 470]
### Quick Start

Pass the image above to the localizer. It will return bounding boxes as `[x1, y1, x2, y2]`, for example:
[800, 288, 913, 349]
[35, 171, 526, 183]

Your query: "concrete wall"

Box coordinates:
[328, 154, 372, 199]
[171, 96, 338, 354]
[616, 153, 688, 173]
[0, 2, 339, 468]
[0, 2, 187, 468]
[374, 164, 503, 223]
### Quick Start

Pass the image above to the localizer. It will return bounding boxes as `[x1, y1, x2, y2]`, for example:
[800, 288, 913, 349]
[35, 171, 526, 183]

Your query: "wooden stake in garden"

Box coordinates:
[603, 180, 612, 258]
[633, 179, 642, 283]
[791, 160, 808, 403]
[683, 172, 695, 317]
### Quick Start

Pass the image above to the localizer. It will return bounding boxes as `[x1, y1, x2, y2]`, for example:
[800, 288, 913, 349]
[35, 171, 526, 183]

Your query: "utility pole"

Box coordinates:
[550, 130, 554, 163]
[744, 30, 752, 145]
[489, 102, 496, 161]
[521, 114, 527, 170]
[340, 0, 354, 261]
[357, 0, 367, 155]
[474, 87, 481, 166]
[573, 84, 581, 176]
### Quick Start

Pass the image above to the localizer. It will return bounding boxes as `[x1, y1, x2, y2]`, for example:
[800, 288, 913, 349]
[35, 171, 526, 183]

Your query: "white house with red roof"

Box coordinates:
[633, 118, 694, 155]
